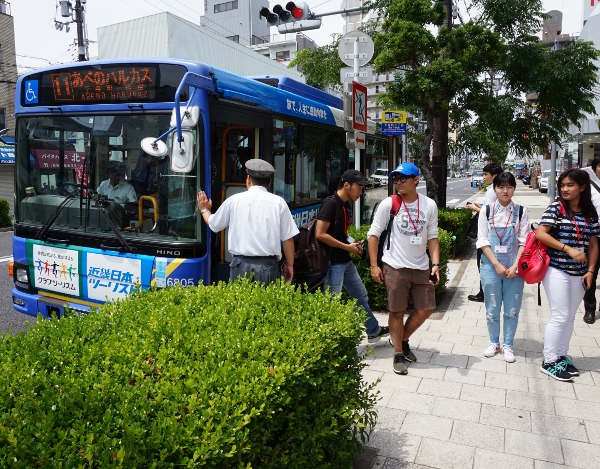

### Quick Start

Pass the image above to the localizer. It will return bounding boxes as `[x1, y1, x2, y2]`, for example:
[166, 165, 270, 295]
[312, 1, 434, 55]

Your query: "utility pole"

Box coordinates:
[75, 0, 86, 62]
[431, 0, 453, 207]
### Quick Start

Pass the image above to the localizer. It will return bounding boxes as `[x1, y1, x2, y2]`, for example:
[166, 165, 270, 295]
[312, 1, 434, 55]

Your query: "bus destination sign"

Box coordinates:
[22, 63, 189, 106]
[51, 66, 157, 103]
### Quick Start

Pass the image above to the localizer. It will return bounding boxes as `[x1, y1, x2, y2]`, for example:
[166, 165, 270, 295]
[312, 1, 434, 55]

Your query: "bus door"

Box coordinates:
[210, 124, 263, 279]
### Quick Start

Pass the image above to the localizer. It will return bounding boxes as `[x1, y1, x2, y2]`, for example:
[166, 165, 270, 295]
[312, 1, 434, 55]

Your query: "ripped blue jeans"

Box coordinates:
[480, 259, 524, 347]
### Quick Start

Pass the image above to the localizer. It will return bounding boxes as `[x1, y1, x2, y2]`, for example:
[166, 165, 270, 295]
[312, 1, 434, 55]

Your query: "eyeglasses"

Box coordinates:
[393, 175, 414, 183]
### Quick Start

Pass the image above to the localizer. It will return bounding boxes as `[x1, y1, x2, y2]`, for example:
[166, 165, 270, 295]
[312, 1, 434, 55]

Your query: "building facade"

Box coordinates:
[0, 1, 17, 213]
[98, 12, 305, 80]
[200, 0, 269, 47]
[0, 1, 17, 135]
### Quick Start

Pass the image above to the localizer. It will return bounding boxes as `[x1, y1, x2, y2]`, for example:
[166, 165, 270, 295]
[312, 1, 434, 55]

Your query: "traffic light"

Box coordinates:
[259, 2, 321, 33]
[259, 6, 280, 26]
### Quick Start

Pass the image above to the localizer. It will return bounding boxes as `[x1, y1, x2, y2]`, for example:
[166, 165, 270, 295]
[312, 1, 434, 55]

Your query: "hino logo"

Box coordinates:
[157, 249, 181, 256]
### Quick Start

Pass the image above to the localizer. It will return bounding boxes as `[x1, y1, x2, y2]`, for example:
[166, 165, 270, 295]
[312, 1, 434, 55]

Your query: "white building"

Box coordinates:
[200, 0, 269, 47]
[570, 5, 600, 166]
[97, 12, 305, 80]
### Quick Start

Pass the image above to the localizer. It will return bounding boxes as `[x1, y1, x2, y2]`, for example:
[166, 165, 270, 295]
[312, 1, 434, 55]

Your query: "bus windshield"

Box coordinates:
[15, 114, 201, 242]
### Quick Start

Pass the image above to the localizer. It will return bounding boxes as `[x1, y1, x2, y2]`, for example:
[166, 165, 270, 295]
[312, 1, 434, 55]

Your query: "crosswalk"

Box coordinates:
[0, 256, 13, 264]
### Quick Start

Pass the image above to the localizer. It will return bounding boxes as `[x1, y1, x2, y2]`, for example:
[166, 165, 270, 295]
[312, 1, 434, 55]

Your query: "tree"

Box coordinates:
[290, 0, 599, 204]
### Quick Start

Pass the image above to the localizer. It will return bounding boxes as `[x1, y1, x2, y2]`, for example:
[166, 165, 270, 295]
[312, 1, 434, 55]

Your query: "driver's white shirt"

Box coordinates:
[97, 179, 137, 206]
[207, 186, 298, 260]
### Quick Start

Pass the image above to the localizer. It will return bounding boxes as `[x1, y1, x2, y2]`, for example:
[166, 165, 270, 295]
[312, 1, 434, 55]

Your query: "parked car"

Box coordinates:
[369, 168, 389, 187]
[539, 170, 554, 193]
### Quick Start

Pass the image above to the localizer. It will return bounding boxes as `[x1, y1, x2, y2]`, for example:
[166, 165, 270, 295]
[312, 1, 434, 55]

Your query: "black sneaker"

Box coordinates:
[393, 353, 408, 375]
[540, 360, 573, 381]
[402, 341, 417, 363]
[559, 356, 580, 376]
[368, 326, 390, 344]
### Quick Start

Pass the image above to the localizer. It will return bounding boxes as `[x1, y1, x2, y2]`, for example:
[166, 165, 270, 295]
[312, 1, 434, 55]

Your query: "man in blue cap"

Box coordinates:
[367, 163, 440, 375]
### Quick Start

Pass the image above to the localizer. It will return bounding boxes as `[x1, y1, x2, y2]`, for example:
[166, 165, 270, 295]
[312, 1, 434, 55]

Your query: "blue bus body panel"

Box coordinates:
[12, 235, 207, 317]
[248, 75, 343, 109]
[211, 67, 339, 127]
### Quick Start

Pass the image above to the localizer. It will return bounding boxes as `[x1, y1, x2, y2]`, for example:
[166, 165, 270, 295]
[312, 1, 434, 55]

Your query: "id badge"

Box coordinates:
[347, 236, 355, 244]
[410, 236, 422, 245]
[494, 245, 508, 253]
[577, 247, 585, 254]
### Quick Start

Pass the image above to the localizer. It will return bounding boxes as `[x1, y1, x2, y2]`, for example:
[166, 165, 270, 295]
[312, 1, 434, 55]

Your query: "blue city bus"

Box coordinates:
[10, 58, 388, 317]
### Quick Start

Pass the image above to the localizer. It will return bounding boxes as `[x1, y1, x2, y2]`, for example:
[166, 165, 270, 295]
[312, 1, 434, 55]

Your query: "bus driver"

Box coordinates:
[97, 160, 137, 207]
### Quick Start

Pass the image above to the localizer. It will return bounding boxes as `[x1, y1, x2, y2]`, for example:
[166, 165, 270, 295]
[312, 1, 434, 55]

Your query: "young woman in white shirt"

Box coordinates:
[477, 172, 530, 363]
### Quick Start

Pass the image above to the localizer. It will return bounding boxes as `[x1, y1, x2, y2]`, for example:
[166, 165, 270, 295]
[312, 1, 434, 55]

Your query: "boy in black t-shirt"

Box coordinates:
[315, 170, 389, 343]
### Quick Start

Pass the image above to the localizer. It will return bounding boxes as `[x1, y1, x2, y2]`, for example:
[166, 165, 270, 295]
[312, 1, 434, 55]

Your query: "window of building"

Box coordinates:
[375, 109, 380, 119]
[0, 109, 5, 130]
[275, 50, 290, 61]
[214, 0, 238, 13]
[263, 53, 271, 58]
[226, 35, 240, 43]
[252, 35, 267, 45]
[375, 85, 379, 94]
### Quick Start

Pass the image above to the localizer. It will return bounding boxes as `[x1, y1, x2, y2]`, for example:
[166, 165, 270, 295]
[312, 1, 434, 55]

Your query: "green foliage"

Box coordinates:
[438, 207, 473, 255]
[348, 225, 451, 309]
[0, 280, 378, 468]
[0, 199, 11, 228]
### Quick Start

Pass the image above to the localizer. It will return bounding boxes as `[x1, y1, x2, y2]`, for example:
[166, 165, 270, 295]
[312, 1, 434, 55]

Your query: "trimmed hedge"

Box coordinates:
[0, 198, 11, 228]
[348, 225, 452, 310]
[437, 207, 473, 256]
[0, 279, 378, 468]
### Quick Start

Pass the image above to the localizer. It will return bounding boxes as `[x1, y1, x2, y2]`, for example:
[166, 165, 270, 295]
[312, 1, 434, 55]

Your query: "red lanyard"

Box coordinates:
[402, 196, 420, 235]
[343, 206, 350, 234]
[572, 215, 587, 244]
[491, 202, 513, 245]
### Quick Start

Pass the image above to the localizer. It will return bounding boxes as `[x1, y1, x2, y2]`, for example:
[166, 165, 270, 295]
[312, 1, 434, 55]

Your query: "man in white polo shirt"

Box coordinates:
[196, 159, 298, 285]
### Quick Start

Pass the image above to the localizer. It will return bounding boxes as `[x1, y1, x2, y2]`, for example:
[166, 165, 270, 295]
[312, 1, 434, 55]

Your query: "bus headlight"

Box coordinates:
[16, 268, 29, 283]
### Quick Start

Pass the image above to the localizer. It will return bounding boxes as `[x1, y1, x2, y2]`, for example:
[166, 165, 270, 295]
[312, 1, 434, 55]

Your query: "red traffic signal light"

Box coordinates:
[285, 2, 309, 21]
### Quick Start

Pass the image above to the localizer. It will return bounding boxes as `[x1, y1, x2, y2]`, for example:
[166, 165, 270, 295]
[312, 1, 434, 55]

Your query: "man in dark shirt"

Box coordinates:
[316, 169, 389, 343]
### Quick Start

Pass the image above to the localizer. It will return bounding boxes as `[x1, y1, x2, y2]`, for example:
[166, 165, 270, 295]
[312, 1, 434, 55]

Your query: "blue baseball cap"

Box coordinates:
[389, 163, 419, 178]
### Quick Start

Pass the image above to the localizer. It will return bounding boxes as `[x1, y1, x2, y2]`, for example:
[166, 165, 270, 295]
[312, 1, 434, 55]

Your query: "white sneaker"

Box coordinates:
[502, 345, 516, 363]
[483, 343, 500, 358]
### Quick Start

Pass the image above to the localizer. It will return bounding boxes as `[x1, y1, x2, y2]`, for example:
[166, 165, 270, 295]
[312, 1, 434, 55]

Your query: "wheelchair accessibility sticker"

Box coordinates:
[24, 80, 39, 104]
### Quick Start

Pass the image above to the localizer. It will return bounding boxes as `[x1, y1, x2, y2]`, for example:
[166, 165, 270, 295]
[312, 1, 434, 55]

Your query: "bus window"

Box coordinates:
[15, 114, 203, 242]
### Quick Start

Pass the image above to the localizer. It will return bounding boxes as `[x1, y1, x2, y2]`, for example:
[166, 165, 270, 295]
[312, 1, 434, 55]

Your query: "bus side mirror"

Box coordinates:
[171, 131, 195, 173]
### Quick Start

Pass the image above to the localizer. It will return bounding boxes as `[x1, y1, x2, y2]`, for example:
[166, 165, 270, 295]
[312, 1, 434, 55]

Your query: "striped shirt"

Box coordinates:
[539, 202, 600, 276]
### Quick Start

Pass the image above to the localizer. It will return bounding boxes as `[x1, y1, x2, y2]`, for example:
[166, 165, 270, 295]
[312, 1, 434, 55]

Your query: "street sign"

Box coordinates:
[346, 131, 366, 150]
[338, 31, 374, 67]
[352, 81, 367, 132]
[381, 123, 406, 136]
[340, 66, 373, 83]
[382, 110, 407, 124]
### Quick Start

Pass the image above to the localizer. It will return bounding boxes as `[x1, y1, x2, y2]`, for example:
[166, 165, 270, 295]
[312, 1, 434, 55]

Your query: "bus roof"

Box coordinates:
[15, 58, 376, 133]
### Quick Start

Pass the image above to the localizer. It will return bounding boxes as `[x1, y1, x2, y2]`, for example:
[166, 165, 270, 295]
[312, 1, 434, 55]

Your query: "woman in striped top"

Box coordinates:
[536, 169, 600, 381]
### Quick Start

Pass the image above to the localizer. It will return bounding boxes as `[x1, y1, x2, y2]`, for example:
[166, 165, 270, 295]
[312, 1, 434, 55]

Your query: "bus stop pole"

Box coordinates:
[354, 37, 361, 229]
[549, 141, 557, 202]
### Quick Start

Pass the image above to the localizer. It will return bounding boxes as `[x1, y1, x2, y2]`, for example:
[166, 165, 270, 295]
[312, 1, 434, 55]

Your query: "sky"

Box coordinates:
[8, 0, 588, 73]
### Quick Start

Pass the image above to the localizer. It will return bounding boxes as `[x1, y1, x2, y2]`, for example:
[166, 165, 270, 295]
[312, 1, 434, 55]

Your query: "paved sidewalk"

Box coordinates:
[359, 188, 600, 468]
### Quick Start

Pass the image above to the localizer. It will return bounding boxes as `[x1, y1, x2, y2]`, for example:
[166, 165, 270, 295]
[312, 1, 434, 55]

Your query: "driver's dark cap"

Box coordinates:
[106, 160, 125, 175]
[340, 169, 368, 186]
[246, 159, 275, 178]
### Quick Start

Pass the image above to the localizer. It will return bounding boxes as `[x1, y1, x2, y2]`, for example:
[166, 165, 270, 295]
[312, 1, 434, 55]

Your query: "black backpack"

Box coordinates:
[365, 194, 402, 268]
[294, 196, 339, 275]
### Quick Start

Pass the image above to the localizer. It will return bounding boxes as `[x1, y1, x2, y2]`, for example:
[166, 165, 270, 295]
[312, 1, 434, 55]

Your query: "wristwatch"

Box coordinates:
[200, 208, 209, 214]
[431, 263, 440, 267]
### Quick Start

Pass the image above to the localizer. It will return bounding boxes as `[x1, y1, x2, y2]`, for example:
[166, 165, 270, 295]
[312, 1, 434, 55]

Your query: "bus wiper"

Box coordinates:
[90, 193, 137, 253]
[35, 186, 81, 241]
